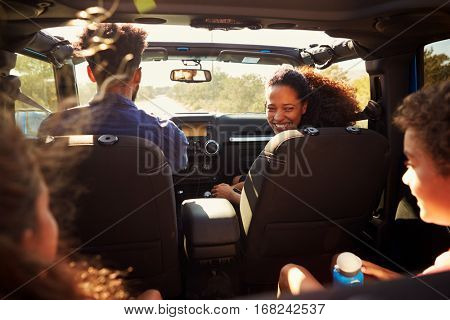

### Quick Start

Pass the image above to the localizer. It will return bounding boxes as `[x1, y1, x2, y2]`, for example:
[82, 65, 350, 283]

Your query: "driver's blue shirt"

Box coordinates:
[39, 93, 188, 173]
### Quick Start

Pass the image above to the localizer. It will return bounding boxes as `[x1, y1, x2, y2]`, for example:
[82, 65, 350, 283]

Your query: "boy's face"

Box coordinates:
[402, 128, 450, 226]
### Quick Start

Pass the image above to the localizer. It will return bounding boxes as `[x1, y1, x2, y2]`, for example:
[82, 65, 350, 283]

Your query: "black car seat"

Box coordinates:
[42, 134, 181, 298]
[239, 127, 390, 288]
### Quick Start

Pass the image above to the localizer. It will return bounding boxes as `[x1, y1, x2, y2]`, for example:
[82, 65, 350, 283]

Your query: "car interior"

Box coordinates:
[0, 0, 449, 299]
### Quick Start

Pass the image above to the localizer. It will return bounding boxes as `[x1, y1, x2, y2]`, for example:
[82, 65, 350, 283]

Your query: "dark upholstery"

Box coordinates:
[182, 198, 240, 261]
[240, 128, 390, 286]
[45, 135, 180, 297]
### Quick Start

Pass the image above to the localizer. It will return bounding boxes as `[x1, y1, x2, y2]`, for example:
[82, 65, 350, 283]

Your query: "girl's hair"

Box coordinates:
[266, 67, 360, 127]
[0, 114, 42, 240]
[0, 236, 130, 299]
[0, 115, 130, 299]
[0, 112, 82, 249]
[0, 236, 85, 299]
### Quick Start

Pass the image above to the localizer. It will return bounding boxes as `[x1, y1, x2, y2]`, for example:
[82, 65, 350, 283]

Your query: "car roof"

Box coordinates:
[1, 1, 449, 56]
[141, 42, 301, 66]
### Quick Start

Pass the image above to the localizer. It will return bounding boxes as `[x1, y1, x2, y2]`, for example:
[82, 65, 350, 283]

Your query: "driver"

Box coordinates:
[176, 69, 198, 81]
[38, 23, 188, 173]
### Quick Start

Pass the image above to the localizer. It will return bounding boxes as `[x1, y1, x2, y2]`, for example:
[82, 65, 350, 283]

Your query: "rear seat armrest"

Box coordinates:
[181, 198, 240, 261]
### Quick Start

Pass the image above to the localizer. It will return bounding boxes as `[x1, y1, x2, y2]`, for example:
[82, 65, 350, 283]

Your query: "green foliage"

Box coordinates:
[138, 85, 156, 99]
[319, 64, 370, 109]
[319, 64, 350, 83]
[155, 86, 171, 95]
[350, 74, 370, 109]
[14, 55, 58, 112]
[424, 48, 450, 86]
[167, 70, 266, 113]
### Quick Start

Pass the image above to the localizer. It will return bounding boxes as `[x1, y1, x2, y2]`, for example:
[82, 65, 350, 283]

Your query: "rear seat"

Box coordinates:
[41, 134, 181, 298]
[240, 127, 390, 287]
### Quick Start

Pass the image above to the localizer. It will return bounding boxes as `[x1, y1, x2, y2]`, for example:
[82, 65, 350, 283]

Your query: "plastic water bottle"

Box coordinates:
[333, 252, 364, 287]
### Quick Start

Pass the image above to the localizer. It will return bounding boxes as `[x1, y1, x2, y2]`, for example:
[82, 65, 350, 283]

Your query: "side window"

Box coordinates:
[424, 39, 450, 87]
[74, 61, 96, 106]
[11, 54, 58, 136]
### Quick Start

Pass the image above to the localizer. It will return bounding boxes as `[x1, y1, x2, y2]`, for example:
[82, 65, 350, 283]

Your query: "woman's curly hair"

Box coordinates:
[298, 67, 360, 127]
[394, 80, 450, 176]
[266, 67, 360, 127]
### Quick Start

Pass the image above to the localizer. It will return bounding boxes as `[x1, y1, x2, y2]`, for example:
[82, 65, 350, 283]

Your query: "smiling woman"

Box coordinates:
[211, 66, 360, 204]
[265, 67, 359, 133]
[265, 69, 310, 133]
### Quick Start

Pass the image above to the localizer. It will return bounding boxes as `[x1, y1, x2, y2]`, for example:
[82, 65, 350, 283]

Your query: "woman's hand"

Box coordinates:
[211, 183, 234, 199]
[211, 183, 240, 204]
[361, 260, 402, 281]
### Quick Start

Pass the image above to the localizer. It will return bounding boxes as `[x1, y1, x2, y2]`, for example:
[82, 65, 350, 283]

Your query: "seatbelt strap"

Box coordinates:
[1, 74, 51, 113]
[16, 91, 51, 113]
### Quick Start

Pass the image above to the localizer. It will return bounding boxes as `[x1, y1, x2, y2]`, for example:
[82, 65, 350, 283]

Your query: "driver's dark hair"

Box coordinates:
[394, 80, 450, 176]
[75, 23, 147, 85]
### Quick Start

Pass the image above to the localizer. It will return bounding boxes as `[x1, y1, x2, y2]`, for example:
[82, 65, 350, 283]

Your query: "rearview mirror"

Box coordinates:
[170, 69, 212, 83]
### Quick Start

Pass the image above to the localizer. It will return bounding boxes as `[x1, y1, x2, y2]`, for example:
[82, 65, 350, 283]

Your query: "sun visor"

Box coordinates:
[217, 50, 299, 66]
[142, 47, 168, 61]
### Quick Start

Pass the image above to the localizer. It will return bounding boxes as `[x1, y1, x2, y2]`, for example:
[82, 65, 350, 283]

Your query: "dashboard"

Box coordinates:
[181, 123, 208, 137]
[170, 113, 273, 203]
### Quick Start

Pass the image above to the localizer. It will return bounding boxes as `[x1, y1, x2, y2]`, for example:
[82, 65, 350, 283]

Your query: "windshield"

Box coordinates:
[47, 25, 368, 117]
[75, 60, 281, 118]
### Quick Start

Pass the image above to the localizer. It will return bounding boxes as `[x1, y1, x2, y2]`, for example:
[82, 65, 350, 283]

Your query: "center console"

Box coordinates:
[171, 113, 273, 206]
[182, 198, 240, 261]
[172, 114, 220, 202]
